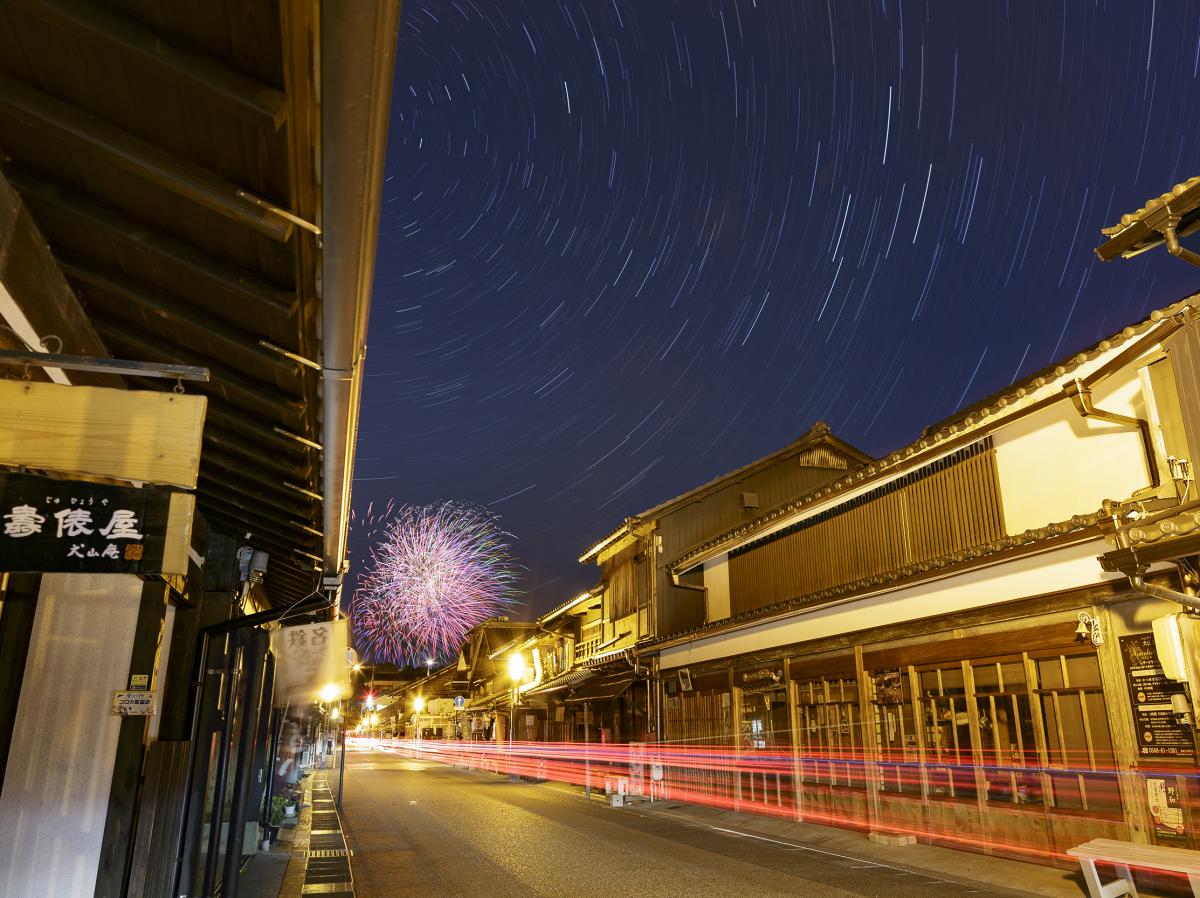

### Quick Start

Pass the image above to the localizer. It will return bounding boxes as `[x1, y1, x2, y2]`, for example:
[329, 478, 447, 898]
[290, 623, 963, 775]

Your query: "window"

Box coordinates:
[796, 676, 865, 788]
[1034, 652, 1122, 815]
[872, 669, 921, 795]
[919, 664, 977, 800]
[970, 659, 1042, 805]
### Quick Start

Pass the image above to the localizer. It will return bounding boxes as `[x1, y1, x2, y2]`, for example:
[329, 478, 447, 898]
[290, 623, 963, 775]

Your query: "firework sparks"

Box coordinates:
[351, 501, 517, 665]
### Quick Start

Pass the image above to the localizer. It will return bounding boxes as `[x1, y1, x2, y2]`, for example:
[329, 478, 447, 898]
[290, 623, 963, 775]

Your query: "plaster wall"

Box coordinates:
[703, 556, 730, 622]
[0, 573, 141, 898]
[660, 538, 1122, 669]
[993, 371, 1152, 535]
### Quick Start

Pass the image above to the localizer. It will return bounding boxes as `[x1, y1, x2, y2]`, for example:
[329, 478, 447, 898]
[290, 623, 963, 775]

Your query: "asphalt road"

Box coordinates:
[339, 748, 1061, 898]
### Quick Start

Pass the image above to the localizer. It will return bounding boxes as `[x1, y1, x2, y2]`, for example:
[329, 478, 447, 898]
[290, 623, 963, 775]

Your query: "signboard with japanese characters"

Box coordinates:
[112, 691, 156, 716]
[0, 473, 194, 574]
[270, 618, 352, 708]
[1120, 633, 1198, 764]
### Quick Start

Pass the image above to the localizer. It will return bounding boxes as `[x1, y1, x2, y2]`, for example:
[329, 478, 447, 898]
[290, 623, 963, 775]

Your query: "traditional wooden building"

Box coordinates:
[641, 296, 1200, 867]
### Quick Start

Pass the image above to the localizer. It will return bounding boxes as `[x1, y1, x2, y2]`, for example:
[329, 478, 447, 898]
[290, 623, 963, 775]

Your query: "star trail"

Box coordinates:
[353, 0, 1200, 615]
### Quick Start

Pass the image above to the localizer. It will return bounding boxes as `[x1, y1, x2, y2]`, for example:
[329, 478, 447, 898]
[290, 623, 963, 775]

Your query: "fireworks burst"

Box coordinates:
[351, 501, 517, 665]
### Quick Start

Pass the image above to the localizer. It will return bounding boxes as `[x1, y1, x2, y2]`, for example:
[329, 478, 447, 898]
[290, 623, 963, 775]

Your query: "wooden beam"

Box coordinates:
[6, 168, 297, 316]
[202, 427, 311, 479]
[9, 0, 288, 128]
[0, 169, 120, 387]
[0, 75, 293, 241]
[197, 493, 320, 548]
[60, 256, 296, 374]
[94, 318, 307, 425]
[196, 446, 312, 504]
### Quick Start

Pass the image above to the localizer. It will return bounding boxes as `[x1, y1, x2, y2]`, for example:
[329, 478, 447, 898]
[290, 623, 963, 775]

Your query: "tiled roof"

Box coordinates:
[669, 296, 1196, 574]
[1101, 176, 1200, 237]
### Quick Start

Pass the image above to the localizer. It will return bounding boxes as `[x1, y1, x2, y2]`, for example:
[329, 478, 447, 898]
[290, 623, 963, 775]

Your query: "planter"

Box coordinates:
[284, 804, 296, 817]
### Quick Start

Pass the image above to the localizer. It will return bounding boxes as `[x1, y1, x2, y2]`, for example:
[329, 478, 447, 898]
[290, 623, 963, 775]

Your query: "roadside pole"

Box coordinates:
[584, 700, 591, 799]
[336, 717, 347, 810]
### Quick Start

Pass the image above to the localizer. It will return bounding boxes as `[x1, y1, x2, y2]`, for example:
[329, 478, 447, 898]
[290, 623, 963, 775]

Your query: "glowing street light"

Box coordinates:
[320, 682, 339, 703]
[507, 653, 527, 682]
[413, 696, 426, 713]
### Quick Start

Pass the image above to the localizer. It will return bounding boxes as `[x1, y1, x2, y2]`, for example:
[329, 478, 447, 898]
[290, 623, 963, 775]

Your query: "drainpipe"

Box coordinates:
[319, 1, 402, 582]
[1063, 379, 1161, 489]
[1128, 569, 1200, 614]
[1160, 215, 1200, 269]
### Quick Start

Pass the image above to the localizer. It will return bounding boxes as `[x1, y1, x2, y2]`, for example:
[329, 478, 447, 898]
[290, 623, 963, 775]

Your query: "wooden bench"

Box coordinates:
[1068, 839, 1200, 898]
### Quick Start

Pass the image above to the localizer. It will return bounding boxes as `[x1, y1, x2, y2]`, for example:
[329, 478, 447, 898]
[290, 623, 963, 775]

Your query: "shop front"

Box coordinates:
[655, 584, 1200, 870]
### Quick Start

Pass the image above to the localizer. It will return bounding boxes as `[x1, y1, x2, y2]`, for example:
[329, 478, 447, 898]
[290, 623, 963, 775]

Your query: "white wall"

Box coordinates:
[660, 538, 1124, 669]
[0, 574, 141, 898]
[994, 373, 1152, 535]
[703, 556, 730, 622]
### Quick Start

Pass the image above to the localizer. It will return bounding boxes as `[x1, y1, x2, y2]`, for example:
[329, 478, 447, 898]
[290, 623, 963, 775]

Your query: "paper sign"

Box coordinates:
[112, 691, 156, 716]
[129, 674, 150, 691]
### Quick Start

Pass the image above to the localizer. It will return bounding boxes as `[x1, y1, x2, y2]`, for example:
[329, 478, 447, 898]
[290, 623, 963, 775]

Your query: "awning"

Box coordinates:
[563, 674, 637, 704]
[465, 694, 501, 711]
[527, 668, 593, 696]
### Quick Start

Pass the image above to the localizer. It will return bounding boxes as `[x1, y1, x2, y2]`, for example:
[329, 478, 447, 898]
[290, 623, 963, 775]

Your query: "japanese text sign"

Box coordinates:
[271, 618, 352, 708]
[0, 472, 193, 574]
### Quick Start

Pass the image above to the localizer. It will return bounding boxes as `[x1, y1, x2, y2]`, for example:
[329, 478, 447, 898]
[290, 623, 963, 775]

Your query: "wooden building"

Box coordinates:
[642, 297, 1200, 867]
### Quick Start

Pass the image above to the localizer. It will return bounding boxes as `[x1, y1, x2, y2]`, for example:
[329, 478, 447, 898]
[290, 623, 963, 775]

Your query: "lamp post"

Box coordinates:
[507, 653, 526, 779]
[413, 695, 425, 739]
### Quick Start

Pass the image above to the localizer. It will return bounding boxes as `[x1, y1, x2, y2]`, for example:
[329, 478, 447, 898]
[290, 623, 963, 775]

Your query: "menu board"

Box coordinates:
[1119, 634, 1197, 763]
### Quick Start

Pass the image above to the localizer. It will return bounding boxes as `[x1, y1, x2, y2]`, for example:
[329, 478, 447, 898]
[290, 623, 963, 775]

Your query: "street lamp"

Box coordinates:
[507, 653, 527, 747]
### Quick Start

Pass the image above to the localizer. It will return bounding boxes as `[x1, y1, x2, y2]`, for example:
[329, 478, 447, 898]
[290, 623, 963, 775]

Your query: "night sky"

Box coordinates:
[351, 0, 1200, 620]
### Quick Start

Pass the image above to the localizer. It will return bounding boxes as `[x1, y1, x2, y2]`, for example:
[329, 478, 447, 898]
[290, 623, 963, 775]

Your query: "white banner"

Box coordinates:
[270, 618, 352, 708]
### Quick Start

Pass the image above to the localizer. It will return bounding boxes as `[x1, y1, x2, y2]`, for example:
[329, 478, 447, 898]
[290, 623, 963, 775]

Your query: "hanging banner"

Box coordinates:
[0, 472, 193, 574]
[0, 379, 205, 488]
[271, 618, 353, 708]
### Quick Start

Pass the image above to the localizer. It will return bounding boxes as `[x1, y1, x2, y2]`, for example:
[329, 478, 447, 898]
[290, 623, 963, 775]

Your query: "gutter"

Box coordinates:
[319, 0, 402, 583]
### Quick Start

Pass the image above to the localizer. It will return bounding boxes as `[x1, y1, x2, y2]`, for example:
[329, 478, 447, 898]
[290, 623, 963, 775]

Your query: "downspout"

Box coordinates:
[1160, 216, 1200, 269]
[1128, 569, 1200, 614]
[1063, 379, 1161, 489]
[319, 1, 402, 584]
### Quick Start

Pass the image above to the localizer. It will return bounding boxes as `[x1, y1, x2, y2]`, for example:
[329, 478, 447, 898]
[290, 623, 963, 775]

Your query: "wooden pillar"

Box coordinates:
[1095, 605, 1154, 844]
[856, 644, 883, 833]
[730, 665, 741, 811]
[0, 572, 40, 794]
[784, 657, 804, 822]
[94, 578, 170, 898]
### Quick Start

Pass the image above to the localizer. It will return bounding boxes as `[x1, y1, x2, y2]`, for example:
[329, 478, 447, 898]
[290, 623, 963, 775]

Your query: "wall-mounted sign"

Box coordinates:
[129, 674, 150, 691]
[112, 691, 156, 716]
[0, 472, 194, 574]
[0, 379, 205, 488]
[1120, 633, 1198, 764]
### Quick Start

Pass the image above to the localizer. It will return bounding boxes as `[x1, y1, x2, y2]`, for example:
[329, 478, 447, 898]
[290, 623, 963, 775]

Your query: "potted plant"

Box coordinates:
[266, 795, 287, 842]
[284, 797, 297, 817]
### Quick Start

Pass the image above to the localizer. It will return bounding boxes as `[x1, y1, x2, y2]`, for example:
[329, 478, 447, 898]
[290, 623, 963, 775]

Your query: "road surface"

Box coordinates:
[339, 748, 1067, 898]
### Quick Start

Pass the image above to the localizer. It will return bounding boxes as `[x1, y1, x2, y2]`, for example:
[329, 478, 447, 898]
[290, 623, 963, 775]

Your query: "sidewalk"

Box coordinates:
[241, 768, 356, 898]
[618, 794, 1175, 898]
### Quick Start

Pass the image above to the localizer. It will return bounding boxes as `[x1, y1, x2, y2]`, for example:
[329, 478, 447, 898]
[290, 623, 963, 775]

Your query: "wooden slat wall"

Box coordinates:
[127, 740, 190, 898]
[729, 444, 1005, 615]
[664, 686, 734, 801]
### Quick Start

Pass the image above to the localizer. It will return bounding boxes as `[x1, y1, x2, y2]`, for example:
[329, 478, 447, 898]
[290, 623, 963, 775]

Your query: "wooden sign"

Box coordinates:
[0, 379, 205, 488]
[0, 472, 194, 574]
